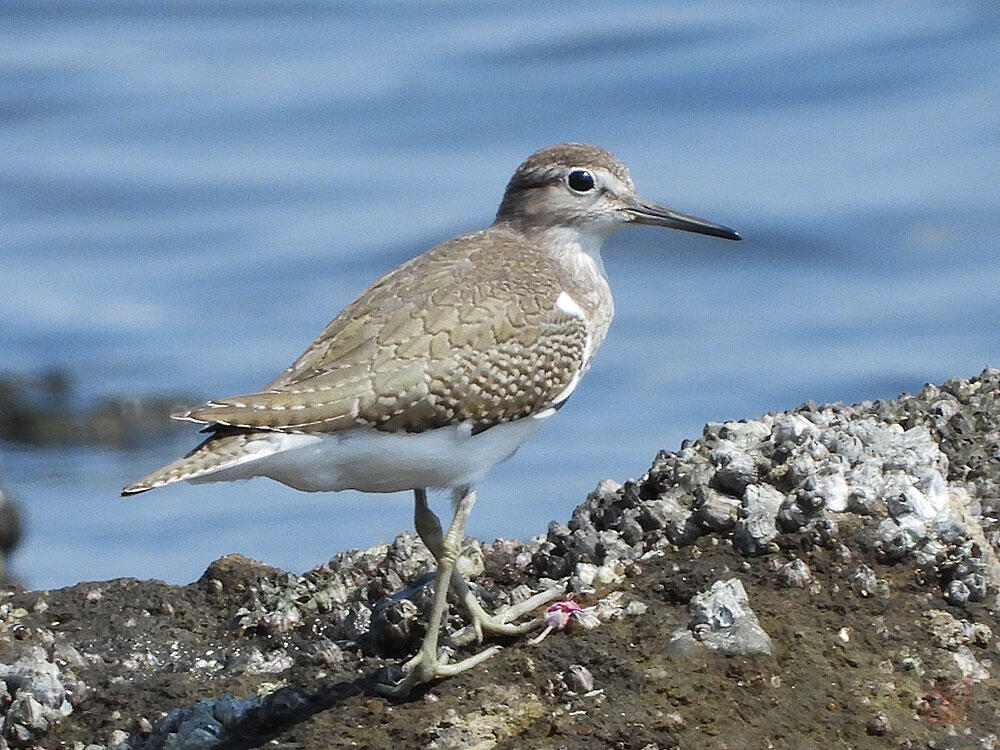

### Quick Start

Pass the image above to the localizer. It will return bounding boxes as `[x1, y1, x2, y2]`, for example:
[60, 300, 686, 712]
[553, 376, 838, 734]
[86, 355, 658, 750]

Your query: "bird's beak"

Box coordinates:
[625, 198, 741, 241]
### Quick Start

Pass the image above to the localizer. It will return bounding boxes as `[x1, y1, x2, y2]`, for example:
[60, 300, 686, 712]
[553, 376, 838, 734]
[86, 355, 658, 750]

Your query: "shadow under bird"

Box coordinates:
[123, 142, 740, 695]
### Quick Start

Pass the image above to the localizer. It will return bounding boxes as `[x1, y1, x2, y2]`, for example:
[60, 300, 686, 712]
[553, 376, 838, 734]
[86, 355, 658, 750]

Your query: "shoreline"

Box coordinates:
[0, 369, 996, 748]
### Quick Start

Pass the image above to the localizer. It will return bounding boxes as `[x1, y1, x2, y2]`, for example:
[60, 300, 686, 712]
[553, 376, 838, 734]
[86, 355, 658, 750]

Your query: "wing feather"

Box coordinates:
[178, 229, 592, 434]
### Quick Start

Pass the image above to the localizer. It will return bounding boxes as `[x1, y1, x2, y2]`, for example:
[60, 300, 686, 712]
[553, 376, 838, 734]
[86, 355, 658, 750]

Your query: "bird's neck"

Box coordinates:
[496, 220, 616, 345]
[498, 219, 613, 279]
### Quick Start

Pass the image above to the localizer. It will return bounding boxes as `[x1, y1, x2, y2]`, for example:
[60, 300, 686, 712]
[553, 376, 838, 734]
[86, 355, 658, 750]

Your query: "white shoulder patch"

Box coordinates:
[556, 291, 586, 319]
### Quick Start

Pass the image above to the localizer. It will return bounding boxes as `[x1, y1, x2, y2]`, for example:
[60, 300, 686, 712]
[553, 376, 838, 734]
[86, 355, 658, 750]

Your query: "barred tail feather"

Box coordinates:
[121, 432, 267, 496]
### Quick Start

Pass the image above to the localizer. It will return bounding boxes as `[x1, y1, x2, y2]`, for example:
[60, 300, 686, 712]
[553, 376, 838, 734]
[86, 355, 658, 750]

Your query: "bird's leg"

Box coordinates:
[412, 487, 444, 562]
[378, 486, 499, 696]
[413, 489, 564, 644]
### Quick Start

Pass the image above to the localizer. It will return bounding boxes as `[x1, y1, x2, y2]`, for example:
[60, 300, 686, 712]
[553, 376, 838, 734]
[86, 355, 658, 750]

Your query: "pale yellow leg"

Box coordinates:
[378, 486, 563, 696]
[378, 486, 498, 696]
[413, 488, 563, 641]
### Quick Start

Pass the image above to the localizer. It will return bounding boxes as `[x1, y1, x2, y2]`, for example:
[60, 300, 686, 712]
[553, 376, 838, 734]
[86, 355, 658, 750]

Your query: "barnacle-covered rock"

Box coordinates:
[667, 578, 772, 657]
[776, 558, 811, 588]
[849, 564, 879, 597]
[369, 598, 422, 656]
[5, 370, 1000, 745]
[734, 484, 784, 556]
[694, 487, 739, 532]
[561, 664, 594, 694]
[709, 441, 759, 497]
[0, 647, 75, 747]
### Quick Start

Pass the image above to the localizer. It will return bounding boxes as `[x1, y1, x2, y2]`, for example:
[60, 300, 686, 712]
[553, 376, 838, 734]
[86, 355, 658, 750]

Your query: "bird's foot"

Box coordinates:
[375, 643, 502, 698]
[375, 583, 566, 696]
[452, 582, 566, 644]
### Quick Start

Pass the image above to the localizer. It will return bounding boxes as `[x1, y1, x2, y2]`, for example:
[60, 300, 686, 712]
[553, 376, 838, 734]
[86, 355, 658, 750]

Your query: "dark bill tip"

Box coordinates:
[627, 200, 741, 241]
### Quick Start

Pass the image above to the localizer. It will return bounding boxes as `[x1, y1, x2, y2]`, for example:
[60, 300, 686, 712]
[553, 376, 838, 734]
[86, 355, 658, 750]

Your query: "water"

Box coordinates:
[2, 1, 998, 589]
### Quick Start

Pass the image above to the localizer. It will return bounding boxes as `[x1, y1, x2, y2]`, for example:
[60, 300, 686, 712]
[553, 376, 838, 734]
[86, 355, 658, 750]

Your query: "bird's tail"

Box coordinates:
[121, 431, 262, 496]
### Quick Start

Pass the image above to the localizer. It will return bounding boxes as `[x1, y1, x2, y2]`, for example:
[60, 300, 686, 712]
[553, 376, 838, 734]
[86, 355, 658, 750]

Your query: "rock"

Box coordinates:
[663, 509, 701, 546]
[847, 487, 883, 516]
[52, 644, 87, 670]
[734, 484, 784, 556]
[561, 664, 594, 694]
[693, 488, 739, 532]
[709, 442, 759, 496]
[944, 579, 971, 606]
[776, 559, 811, 588]
[796, 472, 849, 513]
[866, 712, 890, 736]
[849, 565, 879, 597]
[2, 369, 1000, 746]
[775, 497, 807, 533]
[0, 648, 75, 745]
[369, 598, 420, 656]
[0, 367, 193, 447]
[5, 694, 48, 737]
[670, 578, 772, 657]
[771, 414, 821, 446]
[871, 518, 915, 562]
[925, 609, 992, 650]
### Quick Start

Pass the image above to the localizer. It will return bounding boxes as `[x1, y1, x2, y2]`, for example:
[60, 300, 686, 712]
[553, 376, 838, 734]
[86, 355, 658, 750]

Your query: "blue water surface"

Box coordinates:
[2, 1, 998, 588]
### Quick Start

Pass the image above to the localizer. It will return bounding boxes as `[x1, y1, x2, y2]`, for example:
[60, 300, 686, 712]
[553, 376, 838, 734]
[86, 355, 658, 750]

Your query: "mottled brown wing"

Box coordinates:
[179, 230, 589, 434]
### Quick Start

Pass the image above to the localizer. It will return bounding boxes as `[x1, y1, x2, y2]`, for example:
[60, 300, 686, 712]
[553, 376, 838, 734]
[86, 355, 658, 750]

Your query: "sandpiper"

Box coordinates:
[123, 143, 740, 695]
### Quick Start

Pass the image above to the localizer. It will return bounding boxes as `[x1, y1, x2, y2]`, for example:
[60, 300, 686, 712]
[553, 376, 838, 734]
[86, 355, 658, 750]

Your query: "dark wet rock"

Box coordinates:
[2, 369, 1000, 747]
[133, 687, 310, 750]
[708, 441, 759, 496]
[0, 482, 22, 584]
[775, 496, 807, 533]
[369, 597, 421, 656]
[0, 368, 194, 447]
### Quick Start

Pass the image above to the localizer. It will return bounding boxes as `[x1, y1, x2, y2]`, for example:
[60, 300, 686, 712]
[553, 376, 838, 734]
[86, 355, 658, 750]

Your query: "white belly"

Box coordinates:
[189, 416, 551, 493]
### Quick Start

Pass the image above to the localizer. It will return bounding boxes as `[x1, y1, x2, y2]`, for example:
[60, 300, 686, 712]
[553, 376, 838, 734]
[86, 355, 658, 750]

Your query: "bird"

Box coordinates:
[122, 142, 740, 695]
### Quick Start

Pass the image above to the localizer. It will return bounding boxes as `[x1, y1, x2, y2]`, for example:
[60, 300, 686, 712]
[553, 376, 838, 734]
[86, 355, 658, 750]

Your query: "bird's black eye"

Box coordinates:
[567, 169, 595, 193]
